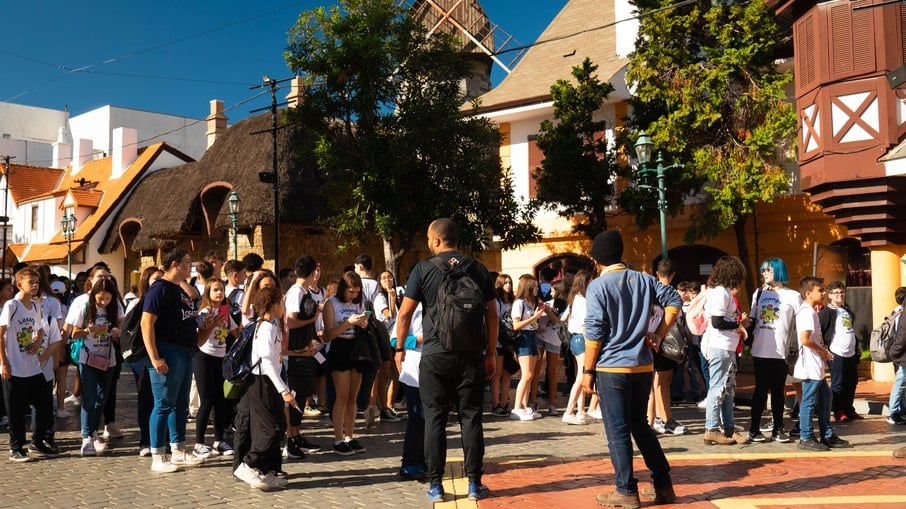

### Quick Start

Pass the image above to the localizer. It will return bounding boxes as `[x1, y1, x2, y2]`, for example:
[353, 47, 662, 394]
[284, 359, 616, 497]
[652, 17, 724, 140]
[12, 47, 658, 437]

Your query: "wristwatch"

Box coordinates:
[582, 368, 596, 375]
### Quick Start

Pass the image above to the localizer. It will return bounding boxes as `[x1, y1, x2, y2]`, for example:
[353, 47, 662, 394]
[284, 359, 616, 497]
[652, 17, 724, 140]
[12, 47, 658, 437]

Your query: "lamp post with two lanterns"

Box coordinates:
[228, 190, 240, 260]
[633, 131, 683, 262]
[61, 212, 77, 289]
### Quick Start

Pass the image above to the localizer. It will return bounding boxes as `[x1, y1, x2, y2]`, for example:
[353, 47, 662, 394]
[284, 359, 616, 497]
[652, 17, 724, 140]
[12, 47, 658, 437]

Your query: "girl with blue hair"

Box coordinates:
[747, 257, 802, 443]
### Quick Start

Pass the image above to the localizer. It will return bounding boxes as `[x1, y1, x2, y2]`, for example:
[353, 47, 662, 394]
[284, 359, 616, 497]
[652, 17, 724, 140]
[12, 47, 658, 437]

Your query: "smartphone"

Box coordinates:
[363, 310, 372, 317]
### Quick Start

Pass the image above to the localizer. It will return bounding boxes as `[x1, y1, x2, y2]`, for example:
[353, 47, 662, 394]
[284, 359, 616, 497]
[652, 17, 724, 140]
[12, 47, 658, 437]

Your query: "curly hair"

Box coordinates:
[255, 286, 283, 316]
[708, 256, 746, 290]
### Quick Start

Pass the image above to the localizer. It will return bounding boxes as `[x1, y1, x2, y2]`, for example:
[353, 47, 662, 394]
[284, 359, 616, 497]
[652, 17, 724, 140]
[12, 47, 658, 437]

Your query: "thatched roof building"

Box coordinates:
[99, 112, 325, 254]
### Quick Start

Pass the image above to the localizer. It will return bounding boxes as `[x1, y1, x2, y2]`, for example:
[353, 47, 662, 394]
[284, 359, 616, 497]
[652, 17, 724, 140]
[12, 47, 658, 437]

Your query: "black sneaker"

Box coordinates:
[333, 442, 354, 456]
[347, 439, 366, 453]
[748, 432, 769, 443]
[798, 438, 829, 451]
[759, 420, 774, 433]
[789, 424, 800, 438]
[9, 448, 34, 462]
[380, 409, 401, 422]
[283, 436, 305, 459]
[789, 403, 799, 420]
[28, 440, 61, 458]
[820, 434, 850, 448]
[772, 429, 792, 443]
[299, 436, 321, 453]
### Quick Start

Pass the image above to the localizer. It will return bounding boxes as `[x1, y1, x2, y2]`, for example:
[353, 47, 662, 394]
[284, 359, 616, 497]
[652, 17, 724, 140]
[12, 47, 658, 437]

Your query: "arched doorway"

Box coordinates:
[534, 253, 597, 289]
[654, 245, 728, 287]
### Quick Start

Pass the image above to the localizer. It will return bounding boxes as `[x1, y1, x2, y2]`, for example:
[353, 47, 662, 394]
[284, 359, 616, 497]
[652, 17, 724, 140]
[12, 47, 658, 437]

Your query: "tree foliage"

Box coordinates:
[623, 0, 797, 292]
[284, 0, 539, 274]
[533, 58, 618, 239]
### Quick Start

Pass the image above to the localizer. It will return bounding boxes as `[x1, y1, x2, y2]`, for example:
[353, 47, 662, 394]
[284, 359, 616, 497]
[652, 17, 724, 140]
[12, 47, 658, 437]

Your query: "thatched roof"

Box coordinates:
[99, 113, 325, 253]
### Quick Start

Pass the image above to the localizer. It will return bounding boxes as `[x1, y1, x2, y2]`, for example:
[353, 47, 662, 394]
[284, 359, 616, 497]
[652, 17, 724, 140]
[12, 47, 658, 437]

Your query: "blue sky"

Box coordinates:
[1, 1, 567, 121]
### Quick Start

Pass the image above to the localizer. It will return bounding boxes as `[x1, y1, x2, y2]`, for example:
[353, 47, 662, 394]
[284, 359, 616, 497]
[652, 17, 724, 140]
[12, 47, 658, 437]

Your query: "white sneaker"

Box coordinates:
[93, 437, 107, 455]
[576, 413, 591, 424]
[64, 394, 82, 406]
[55, 409, 71, 419]
[562, 413, 588, 425]
[138, 447, 151, 457]
[587, 409, 602, 420]
[170, 449, 204, 467]
[665, 420, 686, 435]
[697, 399, 707, 409]
[80, 438, 95, 457]
[509, 410, 523, 420]
[103, 424, 124, 440]
[234, 462, 270, 490]
[193, 444, 215, 459]
[151, 454, 179, 473]
[653, 418, 667, 434]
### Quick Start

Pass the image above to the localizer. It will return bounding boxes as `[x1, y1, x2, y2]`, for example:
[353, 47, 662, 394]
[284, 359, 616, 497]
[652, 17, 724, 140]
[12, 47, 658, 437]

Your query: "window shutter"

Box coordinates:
[527, 135, 543, 200]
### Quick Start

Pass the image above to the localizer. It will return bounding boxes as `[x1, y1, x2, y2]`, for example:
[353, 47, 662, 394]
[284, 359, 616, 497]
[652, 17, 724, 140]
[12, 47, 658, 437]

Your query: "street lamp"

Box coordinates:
[634, 131, 682, 262]
[61, 212, 77, 288]
[228, 190, 240, 260]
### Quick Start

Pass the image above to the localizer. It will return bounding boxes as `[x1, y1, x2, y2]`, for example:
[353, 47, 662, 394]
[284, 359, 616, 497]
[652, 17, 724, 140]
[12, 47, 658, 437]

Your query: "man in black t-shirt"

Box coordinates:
[395, 218, 498, 503]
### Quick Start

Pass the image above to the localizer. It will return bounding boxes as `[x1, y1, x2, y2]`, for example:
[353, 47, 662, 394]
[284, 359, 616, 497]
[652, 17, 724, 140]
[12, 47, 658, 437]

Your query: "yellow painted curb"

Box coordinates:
[434, 458, 478, 509]
[712, 495, 906, 508]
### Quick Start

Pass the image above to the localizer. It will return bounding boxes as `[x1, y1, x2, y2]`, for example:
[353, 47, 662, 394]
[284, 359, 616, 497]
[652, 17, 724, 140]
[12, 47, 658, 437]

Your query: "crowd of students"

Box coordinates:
[0, 244, 904, 493]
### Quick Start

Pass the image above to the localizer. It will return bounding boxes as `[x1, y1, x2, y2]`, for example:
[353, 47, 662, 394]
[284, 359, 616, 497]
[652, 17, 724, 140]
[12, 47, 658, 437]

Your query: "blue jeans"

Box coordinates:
[148, 342, 194, 453]
[705, 348, 736, 431]
[889, 365, 905, 417]
[401, 383, 425, 468]
[79, 364, 114, 439]
[800, 378, 833, 440]
[569, 333, 585, 356]
[698, 346, 711, 390]
[596, 371, 671, 495]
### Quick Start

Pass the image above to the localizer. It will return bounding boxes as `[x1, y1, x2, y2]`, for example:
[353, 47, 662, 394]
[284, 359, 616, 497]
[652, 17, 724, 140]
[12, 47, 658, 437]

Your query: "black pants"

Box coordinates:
[750, 357, 788, 435]
[231, 393, 250, 473]
[2, 374, 53, 450]
[419, 353, 485, 485]
[242, 375, 286, 474]
[828, 353, 859, 416]
[194, 352, 231, 443]
[129, 357, 154, 448]
[103, 362, 121, 425]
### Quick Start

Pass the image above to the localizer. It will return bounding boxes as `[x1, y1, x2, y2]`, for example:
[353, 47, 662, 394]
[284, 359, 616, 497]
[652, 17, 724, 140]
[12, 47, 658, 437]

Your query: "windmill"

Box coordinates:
[400, 0, 526, 100]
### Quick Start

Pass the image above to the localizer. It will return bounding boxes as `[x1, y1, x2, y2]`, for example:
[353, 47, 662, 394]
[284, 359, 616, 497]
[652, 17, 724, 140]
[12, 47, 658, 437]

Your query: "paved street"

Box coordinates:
[0, 370, 903, 508]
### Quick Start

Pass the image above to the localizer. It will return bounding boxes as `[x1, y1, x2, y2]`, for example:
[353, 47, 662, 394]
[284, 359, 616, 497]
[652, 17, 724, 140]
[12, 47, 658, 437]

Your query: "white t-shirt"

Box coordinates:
[360, 277, 380, 305]
[70, 304, 115, 367]
[251, 319, 289, 394]
[309, 286, 326, 333]
[397, 304, 423, 388]
[827, 305, 856, 358]
[512, 299, 538, 331]
[198, 304, 238, 358]
[703, 286, 740, 352]
[750, 286, 802, 359]
[327, 296, 363, 340]
[567, 295, 587, 334]
[0, 298, 44, 378]
[793, 303, 825, 381]
[65, 293, 124, 327]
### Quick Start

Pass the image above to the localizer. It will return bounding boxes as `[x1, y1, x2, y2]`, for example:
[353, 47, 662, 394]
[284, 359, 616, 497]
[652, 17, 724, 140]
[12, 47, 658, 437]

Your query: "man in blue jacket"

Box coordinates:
[581, 230, 682, 508]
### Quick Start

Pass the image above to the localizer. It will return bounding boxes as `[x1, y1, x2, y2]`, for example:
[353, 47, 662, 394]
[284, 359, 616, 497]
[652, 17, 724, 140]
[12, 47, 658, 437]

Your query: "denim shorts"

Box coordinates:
[569, 333, 585, 356]
[538, 336, 560, 354]
[515, 330, 538, 357]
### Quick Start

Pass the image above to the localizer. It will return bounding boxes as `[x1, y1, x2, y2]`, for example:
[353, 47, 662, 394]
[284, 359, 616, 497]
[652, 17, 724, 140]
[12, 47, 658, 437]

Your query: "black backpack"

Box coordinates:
[429, 256, 487, 353]
[222, 320, 261, 388]
[870, 308, 901, 363]
[120, 298, 145, 362]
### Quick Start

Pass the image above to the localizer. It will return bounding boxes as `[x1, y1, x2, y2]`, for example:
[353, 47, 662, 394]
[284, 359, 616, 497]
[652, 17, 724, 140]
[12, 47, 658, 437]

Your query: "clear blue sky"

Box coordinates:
[1, 1, 568, 122]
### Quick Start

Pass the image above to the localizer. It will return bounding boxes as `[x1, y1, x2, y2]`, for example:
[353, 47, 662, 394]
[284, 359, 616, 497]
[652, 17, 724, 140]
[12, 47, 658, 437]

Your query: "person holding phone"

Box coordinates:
[192, 279, 239, 458]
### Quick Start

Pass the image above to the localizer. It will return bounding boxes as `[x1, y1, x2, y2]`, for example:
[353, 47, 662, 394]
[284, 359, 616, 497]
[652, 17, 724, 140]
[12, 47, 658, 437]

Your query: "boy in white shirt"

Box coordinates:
[0, 268, 59, 461]
[794, 276, 849, 451]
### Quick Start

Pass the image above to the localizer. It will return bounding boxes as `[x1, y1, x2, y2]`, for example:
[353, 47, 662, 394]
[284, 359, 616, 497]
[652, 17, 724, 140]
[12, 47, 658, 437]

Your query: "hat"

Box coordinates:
[50, 281, 66, 294]
[589, 230, 624, 266]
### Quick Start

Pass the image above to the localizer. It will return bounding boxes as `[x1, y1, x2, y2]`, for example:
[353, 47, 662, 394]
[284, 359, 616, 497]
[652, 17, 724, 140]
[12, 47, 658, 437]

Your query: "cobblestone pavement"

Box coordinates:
[0, 371, 903, 508]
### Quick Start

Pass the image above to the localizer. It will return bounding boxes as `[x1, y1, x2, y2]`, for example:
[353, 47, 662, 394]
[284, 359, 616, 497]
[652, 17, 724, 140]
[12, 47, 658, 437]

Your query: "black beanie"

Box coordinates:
[589, 230, 623, 266]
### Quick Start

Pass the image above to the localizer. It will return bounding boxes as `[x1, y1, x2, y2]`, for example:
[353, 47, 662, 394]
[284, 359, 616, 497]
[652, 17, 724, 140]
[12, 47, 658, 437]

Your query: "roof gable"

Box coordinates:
[473, 0, 627, 112]
[5, 165, 64, 205]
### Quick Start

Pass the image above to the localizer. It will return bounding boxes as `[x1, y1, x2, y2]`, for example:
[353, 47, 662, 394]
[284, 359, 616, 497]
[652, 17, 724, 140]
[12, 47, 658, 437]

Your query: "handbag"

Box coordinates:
[86, 352, 110, 371]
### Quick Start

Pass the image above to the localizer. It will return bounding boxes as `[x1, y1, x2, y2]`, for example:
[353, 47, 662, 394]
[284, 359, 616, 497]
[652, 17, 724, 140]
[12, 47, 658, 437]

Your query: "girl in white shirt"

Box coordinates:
[510, 274, 546, 421]
[702, 256, 749, 445]
[563, 270, 592, 424]
[235, 286, 298, 491]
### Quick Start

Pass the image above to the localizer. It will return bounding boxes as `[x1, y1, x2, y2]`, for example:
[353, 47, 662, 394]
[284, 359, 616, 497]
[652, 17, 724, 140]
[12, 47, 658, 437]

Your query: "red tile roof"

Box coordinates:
[5, 164, 64, 205]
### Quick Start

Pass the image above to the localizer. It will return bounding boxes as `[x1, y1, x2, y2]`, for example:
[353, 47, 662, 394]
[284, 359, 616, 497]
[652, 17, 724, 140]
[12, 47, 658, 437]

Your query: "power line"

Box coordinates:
[3, 1, 298, 102]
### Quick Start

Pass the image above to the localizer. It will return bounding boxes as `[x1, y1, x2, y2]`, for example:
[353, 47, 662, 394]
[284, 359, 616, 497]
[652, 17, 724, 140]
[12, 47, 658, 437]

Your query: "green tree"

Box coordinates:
[284, 0, 539, 277]
[533, 58, 619, 239]
[623, 0, 797, 294]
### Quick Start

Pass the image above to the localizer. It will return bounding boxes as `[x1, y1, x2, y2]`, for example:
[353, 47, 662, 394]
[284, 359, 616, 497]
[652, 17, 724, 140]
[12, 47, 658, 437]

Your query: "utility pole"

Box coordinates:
[250, 76, 291, 271]
[0, 155, 13, 280]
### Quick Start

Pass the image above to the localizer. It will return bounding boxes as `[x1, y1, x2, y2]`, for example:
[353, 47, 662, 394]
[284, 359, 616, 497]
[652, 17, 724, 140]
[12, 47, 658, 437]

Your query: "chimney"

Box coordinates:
[206, 100, 227, 149]
[111, 127, 138, 179]
[52, 126, 72, 169]
[285, 77, 305, 108]
[71, 138, 93, 175]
